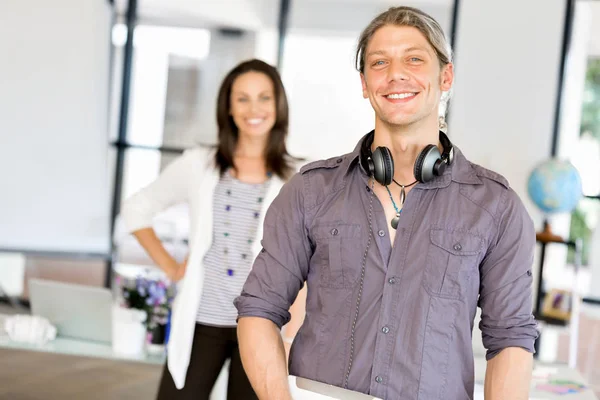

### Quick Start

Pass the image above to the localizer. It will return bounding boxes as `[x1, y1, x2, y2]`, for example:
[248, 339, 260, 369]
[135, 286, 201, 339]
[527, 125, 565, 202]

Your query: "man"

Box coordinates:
[235, 6, 538, 400]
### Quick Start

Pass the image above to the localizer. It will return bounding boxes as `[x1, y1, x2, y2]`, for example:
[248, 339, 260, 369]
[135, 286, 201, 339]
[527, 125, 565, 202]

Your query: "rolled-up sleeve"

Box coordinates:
[478, 188, 539, 360]
[120, 149, 196, 232]
[234, 172, 311, 328]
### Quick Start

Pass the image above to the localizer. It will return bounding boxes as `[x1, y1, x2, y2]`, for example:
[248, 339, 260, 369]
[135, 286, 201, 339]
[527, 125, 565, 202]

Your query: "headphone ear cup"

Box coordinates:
[414, 145, 434, 182]
[372, 146, 394, 186]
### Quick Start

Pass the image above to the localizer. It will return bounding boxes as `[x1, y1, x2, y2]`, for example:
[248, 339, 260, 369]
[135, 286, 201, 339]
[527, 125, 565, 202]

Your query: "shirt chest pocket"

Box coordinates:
[311, 223, 363, 289]
[422, 228, 484, 300]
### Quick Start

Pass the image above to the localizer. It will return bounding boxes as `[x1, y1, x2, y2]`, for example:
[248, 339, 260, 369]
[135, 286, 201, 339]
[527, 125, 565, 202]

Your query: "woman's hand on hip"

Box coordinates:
[167, 257, 187, 282]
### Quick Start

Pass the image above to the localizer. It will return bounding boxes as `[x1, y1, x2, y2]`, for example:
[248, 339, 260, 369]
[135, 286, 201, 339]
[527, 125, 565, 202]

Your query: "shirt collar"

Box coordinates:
[344, 131, 482, 188]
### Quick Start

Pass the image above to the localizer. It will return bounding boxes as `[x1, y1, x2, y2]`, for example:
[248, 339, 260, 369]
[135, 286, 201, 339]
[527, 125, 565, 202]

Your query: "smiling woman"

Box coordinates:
[215, 59, 294, 182]
[120, 59, 306, 399]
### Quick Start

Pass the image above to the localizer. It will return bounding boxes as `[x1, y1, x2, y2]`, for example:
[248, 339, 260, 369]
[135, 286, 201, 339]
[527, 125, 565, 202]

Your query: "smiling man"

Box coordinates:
[235, 6, 538, 400]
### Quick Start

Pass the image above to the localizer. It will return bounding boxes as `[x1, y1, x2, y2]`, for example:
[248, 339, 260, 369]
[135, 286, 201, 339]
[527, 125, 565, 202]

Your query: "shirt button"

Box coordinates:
[336, 158, 343, 163]
[375, 376, 383, 383]
[382, 326, 390, 334]
[453, 243, 462, 251]
[388, 278, 396, 284]
[378, 230, 385, 237]
[527, 270, 532, 276]
[331, 228, 339, 236]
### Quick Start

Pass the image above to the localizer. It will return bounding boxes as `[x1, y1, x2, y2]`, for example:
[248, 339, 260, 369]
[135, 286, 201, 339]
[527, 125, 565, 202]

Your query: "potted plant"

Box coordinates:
[113, 275, 174, 356]
[143, 279, 173, 354]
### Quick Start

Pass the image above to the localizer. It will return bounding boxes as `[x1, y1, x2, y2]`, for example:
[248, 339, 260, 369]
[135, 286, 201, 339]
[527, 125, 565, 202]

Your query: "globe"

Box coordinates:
[527, 159, 583, 214]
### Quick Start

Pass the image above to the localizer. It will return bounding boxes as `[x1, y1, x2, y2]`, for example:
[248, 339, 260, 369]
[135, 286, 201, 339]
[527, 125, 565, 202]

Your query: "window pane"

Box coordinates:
[110, 24, 212, 148]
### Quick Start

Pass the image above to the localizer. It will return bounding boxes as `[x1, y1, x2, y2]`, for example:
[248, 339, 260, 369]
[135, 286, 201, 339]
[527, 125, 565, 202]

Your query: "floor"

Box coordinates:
[0, 303, 598, 399]
[0, 304, 162, 400]
[0, 348, 162, 400]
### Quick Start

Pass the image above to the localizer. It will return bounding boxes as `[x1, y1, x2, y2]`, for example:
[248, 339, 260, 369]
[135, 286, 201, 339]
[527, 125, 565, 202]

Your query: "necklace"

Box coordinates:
[384, 186, 402, 230]
[392, 178, 418, 188]
[386, 178, 417, 229]
[222, 170, 271, 277]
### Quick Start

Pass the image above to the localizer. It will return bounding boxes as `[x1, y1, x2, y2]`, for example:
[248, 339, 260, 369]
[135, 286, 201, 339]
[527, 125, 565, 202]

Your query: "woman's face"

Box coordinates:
[229, 71, 277, 141]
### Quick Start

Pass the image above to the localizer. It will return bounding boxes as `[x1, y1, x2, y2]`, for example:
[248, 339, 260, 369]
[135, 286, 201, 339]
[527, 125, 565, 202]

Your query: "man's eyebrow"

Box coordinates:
[366, 46, 431, 58]
[366, 50, 388, 58]
[404, 46, 429, 53]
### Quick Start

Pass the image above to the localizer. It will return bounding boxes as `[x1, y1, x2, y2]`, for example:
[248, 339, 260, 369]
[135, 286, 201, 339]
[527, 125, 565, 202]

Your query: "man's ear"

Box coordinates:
[440, 62, 454, 92]
[360, 72, 369, 99]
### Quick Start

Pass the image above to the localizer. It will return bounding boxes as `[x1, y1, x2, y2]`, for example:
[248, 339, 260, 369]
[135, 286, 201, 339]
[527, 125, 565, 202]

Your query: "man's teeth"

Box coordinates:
[247, 118, 264, 125]
[386, 93, 416, 99]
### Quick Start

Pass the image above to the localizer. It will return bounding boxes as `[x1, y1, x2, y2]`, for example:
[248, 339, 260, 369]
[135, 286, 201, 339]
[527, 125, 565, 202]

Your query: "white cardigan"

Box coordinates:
[121, 146, 293, 389]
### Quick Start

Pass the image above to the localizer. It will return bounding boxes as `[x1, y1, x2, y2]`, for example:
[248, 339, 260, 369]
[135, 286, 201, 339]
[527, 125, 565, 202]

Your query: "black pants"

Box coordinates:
[156, 323, 258, 400]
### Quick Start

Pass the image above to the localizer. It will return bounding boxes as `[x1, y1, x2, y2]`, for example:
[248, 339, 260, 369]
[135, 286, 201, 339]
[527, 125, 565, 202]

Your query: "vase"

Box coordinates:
[149, 323, 166, 344]
[146, 323, 167, 355]
[111, 305, 147, 356]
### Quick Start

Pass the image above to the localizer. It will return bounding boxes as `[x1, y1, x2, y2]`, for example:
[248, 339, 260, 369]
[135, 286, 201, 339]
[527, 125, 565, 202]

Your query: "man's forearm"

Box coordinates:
[484, 347, 533, 400]
[238, 316, 292, 400]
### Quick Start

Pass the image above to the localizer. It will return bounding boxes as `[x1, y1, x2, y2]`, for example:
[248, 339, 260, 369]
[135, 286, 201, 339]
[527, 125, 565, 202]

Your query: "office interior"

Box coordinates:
[0, 0, 599, 398]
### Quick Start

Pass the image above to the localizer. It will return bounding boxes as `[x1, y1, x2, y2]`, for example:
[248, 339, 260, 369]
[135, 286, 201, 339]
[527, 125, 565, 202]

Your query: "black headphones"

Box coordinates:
[360, 130, 454, 186]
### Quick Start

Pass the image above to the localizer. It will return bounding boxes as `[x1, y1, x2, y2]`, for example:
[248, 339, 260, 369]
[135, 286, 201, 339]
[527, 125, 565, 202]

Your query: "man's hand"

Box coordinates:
[485, 347, 533, 400]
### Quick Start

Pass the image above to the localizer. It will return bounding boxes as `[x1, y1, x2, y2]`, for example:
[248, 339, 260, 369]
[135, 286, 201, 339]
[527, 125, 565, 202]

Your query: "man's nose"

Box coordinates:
[388, 60, 410, 82]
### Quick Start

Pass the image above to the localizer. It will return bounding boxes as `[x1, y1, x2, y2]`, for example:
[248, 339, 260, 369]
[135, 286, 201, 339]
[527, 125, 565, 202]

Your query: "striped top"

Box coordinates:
[196, 170, 270, 327]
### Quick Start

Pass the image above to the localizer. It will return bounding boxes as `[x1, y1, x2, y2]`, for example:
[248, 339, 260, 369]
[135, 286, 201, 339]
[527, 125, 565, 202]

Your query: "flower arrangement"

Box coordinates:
[116, 275, 175, 330]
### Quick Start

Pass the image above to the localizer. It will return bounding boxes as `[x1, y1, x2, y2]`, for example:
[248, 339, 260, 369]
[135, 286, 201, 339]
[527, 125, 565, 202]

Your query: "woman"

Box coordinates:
[121, 59, 305, 399]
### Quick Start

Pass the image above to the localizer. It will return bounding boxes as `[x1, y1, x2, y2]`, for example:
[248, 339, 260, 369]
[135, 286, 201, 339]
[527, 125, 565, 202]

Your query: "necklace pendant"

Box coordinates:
[399, 186, 406, 211]
[391, 213, 400, 230]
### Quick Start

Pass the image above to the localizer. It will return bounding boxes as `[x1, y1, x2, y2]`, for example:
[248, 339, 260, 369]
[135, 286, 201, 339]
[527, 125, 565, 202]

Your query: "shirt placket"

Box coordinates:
[368, 188, 423, 399]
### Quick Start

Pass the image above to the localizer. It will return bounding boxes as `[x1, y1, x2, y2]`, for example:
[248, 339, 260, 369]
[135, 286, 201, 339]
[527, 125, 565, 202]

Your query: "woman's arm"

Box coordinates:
[132, 227, 186, 281]
[121, 149, 203, 279]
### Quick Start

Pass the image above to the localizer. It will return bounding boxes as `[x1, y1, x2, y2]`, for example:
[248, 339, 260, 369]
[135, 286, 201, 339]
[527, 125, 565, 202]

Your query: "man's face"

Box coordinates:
[360, 25, 453, 129]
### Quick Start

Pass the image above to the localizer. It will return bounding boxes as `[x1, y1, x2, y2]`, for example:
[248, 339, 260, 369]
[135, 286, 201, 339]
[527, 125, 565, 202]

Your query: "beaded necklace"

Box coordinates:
[222, 170, 272, 276]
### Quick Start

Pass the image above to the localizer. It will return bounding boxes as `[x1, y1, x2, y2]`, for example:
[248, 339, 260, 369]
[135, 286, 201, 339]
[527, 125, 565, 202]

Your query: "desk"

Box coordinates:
[0, 312, 165, 365]
[474, 357, 597, 400]
[0, 335, 165, 365]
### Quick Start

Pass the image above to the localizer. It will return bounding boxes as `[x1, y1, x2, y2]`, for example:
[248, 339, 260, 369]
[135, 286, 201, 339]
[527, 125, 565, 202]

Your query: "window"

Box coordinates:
[568, 58, 600, 266]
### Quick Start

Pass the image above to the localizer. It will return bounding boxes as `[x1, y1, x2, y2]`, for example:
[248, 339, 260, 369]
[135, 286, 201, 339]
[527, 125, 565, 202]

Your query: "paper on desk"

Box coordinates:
[474, 383, 549, 400]
[288, 376, 381, 400]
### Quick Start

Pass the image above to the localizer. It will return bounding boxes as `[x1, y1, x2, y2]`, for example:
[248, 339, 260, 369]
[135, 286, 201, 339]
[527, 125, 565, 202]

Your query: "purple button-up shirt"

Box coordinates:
[235, 134, 538, 400]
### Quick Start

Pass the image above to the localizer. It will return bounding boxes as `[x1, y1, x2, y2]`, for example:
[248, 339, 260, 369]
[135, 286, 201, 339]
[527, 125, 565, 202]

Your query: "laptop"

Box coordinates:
[289, 376, 382, 400]
[28, 279, 112, 344]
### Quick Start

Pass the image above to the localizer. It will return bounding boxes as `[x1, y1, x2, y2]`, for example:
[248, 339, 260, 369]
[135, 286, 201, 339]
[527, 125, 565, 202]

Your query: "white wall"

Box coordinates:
[448, 0, 566, 227]
[586, 2, 600, 57]
[0, 0, 111, 254]
[449, 1, 571, 358]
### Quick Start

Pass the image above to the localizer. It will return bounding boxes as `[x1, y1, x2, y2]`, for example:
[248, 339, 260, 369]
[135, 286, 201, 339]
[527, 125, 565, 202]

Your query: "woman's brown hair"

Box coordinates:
[215, 59, 294, 180]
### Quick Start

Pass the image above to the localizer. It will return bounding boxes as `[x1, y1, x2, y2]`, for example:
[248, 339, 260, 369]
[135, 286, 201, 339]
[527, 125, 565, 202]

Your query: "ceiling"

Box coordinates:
[113, 0, 452, 31]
